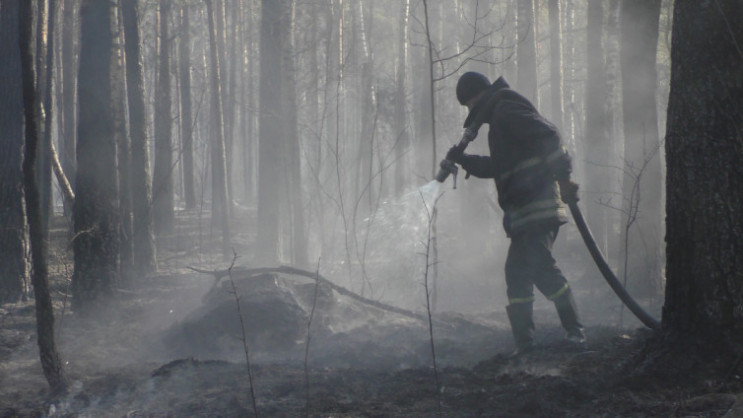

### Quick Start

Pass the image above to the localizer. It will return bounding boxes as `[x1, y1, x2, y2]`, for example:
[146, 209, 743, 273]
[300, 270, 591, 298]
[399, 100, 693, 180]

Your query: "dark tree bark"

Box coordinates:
[619, 0, 663, 298]
[257, 0, 283, 264]
[72, 0, 120, 313]
[19, 0, 68, 392]
[516, 0, 538, 106]
[206, 0, 231, 259]
[663, 0, 743, 338]
[179, 4, 196, 209]
[153, 0, 174, 237]
[122, 0, 157, 276]
[0, 0, 30, 304]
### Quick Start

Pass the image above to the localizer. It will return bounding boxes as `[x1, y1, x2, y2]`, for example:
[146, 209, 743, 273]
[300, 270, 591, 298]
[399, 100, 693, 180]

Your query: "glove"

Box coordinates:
[558, 178, 579, 204]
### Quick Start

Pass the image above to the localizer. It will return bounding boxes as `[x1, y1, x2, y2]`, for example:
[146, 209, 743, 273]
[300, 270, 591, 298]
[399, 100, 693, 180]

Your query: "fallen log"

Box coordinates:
[188, 265, 427, 323]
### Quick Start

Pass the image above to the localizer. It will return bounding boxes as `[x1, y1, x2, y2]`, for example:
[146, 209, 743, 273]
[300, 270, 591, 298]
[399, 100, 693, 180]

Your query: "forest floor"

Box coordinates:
[1, 211, 742, 417]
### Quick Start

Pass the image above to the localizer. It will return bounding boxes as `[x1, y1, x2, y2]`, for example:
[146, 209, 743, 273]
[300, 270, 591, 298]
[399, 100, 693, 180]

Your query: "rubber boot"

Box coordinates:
[553, 288, 586, 344]
[506, 302, 535, 355]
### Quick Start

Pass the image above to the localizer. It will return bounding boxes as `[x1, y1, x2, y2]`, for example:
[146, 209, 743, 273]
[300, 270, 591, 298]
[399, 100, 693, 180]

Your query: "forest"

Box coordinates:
[1, 0, 742, 416]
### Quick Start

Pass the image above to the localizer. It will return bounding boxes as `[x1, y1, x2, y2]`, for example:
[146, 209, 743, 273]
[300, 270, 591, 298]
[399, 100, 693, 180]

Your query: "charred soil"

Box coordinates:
[1, 213, 741, 417]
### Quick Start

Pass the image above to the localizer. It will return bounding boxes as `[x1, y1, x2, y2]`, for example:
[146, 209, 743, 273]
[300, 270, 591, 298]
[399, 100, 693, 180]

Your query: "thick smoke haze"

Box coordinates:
[0, 0, 690, 415]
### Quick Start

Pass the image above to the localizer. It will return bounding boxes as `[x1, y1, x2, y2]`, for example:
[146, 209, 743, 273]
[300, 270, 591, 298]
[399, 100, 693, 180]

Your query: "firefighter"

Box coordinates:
[449, 72, 586, 354]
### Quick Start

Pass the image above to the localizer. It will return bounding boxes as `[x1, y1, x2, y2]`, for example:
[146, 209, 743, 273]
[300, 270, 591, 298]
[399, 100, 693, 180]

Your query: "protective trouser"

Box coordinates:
[504, 224, 584, 344]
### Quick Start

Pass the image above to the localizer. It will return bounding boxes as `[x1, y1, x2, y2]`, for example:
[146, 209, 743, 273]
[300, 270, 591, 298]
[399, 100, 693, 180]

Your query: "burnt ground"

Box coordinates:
[1, 211, 742, 417]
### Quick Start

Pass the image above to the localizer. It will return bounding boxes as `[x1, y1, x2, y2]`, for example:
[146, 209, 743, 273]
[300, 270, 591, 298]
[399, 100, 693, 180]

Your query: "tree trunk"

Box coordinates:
[240, 0, 256, 203]
[257, 0, 283, 264]
[352, 0, 375, 214]
[561, 0, 576, 149]
[215, 0, 234, 211]
[205, 0, 231, 259]
[224, 0, 238, 210]
[393, 0, 410, 197]
[279, 0, 308, 267]
[619, 0, 663, 298]
[516, 0, 538, 106]
[547, 0, 563, 130]
[72, 0, 120, 313]
[420, 0, 439, 310]
[583, 0, 610, 254]
[0, 0, 30, 304]
[153, 0, 175, 236]
[61, 0, 77, 208]
[19, 0, 68, 392]
[412, 7, 433, 180]
[421, 0, 437, 179]
[122, 0, 157, 276]
[663, 0, 743, 338]
[112, 6, 133, 282]
[179, 4, 196, 209]
[502, 0, 517, 83]
[38, 0, 54, 240]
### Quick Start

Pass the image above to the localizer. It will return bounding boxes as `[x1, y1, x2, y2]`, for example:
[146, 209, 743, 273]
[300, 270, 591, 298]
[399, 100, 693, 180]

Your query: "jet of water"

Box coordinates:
[414, 180, 442, 209]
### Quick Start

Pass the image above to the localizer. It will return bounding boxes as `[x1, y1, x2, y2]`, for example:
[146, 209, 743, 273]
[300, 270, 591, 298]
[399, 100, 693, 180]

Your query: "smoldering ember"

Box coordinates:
[1, 1, 742, 417]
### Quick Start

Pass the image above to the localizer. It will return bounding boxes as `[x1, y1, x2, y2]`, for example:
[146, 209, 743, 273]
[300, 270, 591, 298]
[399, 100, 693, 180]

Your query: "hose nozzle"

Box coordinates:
[435, 159, 459, 188]
[435, 127, 477, 189]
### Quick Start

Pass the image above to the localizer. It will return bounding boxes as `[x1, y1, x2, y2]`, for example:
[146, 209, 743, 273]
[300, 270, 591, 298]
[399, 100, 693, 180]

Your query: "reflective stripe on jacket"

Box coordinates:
[458, 79, 571, 236]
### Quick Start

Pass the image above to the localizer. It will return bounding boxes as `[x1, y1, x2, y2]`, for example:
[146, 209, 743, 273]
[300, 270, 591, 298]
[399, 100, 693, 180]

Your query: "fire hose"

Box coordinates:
[436, 129, 661, 330]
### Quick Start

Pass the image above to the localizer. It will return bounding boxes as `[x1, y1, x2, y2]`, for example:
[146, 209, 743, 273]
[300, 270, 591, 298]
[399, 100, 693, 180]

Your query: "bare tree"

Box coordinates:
[547, 0, 563, 129]
[72, 0, 120, 312]
[37, 0, 55, 240]
[205, 0, 231, 259]
[583, 0, 611, 253]
[352, 0, 376, 214]
[239, 0, 257, 203]
[19, 0, 68, 391]
[257, 0, 284, 264]
[60, 0, 78, 206]
[218, 0, 237, 208]
[280, 0, 308, 267]
[122, 0, 157, 275]
[112, 5, 133, 281]
[153, 0, 175, 236]
[179, 3, 196, 209]
[393, 0, 411, 196]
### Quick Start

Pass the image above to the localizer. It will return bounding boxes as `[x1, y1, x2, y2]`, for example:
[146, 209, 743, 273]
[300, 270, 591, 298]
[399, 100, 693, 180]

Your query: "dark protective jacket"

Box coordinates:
[458, 77, 571, 236]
